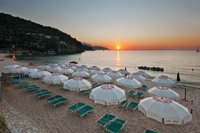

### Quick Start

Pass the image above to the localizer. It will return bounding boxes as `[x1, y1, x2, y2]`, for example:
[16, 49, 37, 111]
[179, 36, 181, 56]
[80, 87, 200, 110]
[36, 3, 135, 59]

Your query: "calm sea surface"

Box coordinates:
[18, 50, 200, 87]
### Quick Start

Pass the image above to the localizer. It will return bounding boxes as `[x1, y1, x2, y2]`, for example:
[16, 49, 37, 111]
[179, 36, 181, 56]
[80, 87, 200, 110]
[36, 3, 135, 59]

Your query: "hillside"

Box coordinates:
[0, 13, 84, 55]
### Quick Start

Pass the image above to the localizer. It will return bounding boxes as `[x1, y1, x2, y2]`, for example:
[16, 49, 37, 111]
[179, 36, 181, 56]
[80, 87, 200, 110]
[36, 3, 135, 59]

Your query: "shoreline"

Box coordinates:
[0, 53, 200, 133]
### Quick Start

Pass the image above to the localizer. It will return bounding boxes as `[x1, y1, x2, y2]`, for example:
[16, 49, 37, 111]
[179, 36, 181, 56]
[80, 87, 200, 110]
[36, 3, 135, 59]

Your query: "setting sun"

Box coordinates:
[116, 45, 120, 50]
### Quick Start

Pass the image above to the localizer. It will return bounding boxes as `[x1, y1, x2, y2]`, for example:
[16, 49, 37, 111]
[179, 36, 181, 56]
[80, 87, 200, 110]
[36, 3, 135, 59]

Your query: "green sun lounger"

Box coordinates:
[51, 97, 69, 106]
[68, 102, 86, 112]
[9, 76, 21, 83]
[119, 100, 128, 107]
[76, 105, 94, 117]
[136, 92, 144, 98]
[128, 90, 136, 95]
[37, 91, 52, 98]
[21, 74, 30, 79]
[106, 118, 127, 133]
[16, 81, 30, 86]
[80, 89, 91, 94]
[68, 77, 73, 79]
[145, 129, 158, 133]
[47, 95, 63, 102]
[24, 85, 40, 91]
[58, 84, 63, 89]
[141, 85, 148, 90]
[126, 101, 138, 111]
[34, 89, 48, 94]
[92, 83, 102, 87]
[96, 114, 116, 126]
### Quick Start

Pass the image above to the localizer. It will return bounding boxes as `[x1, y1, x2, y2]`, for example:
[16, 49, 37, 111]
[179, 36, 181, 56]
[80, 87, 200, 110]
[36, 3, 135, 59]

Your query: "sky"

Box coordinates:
[0, 0, 200, 50]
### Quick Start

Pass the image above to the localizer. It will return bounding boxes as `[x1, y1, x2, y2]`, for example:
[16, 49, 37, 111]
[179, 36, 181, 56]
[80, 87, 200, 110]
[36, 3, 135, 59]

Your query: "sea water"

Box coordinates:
[18, 50, 200, 87]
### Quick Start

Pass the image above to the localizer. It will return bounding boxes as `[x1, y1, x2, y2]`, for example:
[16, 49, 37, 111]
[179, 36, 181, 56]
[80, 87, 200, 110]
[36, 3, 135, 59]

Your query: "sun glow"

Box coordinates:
[116, 45, 120, 50]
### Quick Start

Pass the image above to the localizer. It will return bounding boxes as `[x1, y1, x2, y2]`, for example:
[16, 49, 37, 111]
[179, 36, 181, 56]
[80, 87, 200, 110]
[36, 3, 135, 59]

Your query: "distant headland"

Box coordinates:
[0, 13, 109, 56]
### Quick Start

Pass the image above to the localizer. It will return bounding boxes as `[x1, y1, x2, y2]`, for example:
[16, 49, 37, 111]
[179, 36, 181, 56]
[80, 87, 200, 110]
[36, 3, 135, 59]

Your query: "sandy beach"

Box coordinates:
[0, 54, 200, 133]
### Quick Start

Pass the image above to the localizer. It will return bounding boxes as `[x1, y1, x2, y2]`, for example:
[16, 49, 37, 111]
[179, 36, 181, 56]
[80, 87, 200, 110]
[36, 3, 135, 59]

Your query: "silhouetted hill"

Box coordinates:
[0, 13, 84, 55]
[81, 42, 109, 50]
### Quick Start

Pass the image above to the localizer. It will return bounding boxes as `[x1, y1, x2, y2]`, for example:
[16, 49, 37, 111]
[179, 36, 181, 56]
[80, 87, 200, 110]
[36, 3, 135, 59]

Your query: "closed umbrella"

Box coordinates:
[147, 86, 180, 99]
[90, 84, 126, 105]
[138, 96, 192, 125]
[177, 72, 181, 82]
[91, 73, 112, 83]
[63, 78, 92, 91]
[42, 73, 68, 84]
[116, 76, 142, 88]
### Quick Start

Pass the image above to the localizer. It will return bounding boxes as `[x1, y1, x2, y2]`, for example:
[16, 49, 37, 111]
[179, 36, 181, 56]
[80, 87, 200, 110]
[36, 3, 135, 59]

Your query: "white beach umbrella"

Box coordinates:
[102, 67, 112, 73]
[47, 66, 62, 73]
[72, 70, 90, 78]
[70, 63, 79, 68]
[90, 66, 100, 70]
[59, 68, 74, 75]
[91, 73, 112, 83]
[116, 76, 142, 88]
[24, 68, 38, 74]
[42, 73, 68, 84]
[67, 65, 77, 70]
[77, 68, 89, 72]
[58, 64, 67, 68]
[63, 78, 92, 91]
[135, 71, 151, 78]
[90, 84, 126, 105]
[10, 67, 28, 73]
[147, 86, 180, 100]
[127, 73, 146, 81]
[90, 69, 105, 75]
[4, 65, 20, 69]
[79, 65, 88, 69]
[30, 71, 51, 78]
[48, 63, 58, 67]
[138, 96, 192, 125]
[37, 65, 50, 71]
[152, 75, 175, 85]
[118, 69, 130, 75]
[107, 71, 123, 79]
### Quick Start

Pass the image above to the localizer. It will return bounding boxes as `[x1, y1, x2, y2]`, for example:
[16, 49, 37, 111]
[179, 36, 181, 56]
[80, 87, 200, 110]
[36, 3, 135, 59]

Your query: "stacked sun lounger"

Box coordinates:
[47, 95, 69, 106]
[9, 76, 21, 83]
[96, 114, 127, 133]
[24, 85, 40, 91]
[35, 89, 52, 98]
[21, 74, 30, 79]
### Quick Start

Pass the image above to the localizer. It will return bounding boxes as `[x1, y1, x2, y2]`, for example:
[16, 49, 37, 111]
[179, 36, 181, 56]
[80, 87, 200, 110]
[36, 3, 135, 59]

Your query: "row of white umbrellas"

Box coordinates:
[4, 64, 192, 125]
